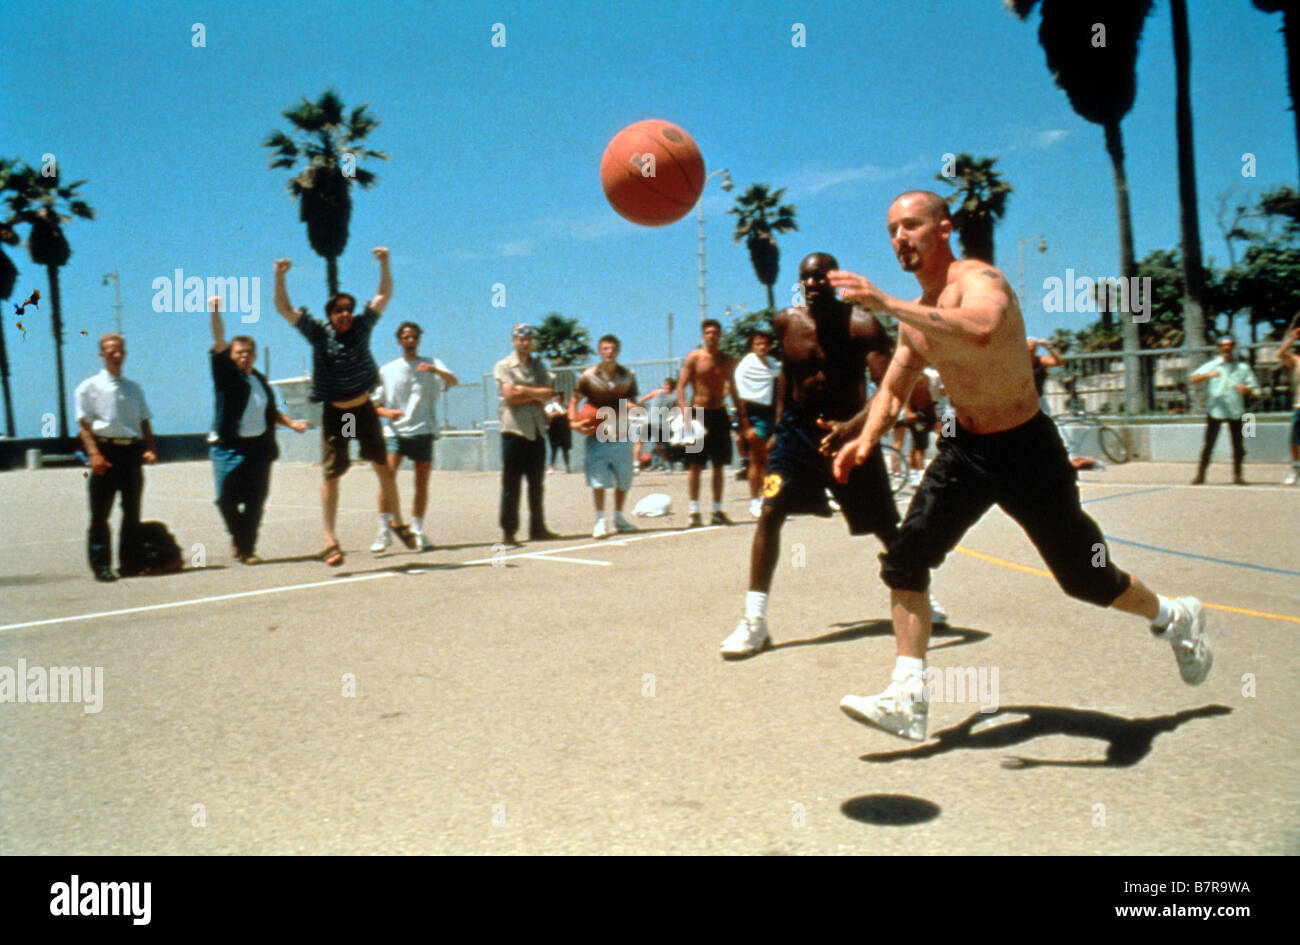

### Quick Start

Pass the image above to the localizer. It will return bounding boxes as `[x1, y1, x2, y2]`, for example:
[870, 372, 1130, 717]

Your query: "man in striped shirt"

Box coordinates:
[274, 247, 415, 566]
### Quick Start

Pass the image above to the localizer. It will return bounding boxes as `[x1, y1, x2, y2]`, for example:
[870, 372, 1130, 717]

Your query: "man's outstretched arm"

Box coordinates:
[369, 247, 392, 314]
[273, 259, 300, 325]
[829, 266, 1008, 346]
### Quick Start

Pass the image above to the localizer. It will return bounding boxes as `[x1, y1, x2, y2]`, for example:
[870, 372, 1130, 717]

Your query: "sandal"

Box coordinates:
[391, 523, 418, 550]
[321, 544, 345, 567]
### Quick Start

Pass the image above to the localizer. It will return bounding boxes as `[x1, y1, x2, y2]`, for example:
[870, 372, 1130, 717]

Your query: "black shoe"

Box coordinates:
[93, 569, 117, 582]
[502, 533, 521, 547]
[1233, 476, 1248, 485]
[529, 528, 560, 541]
[734, 466, 749, 481]
[712, 510, 731, 526]
[688, 512, 703, 528]
[1191, 474, 1205, 485]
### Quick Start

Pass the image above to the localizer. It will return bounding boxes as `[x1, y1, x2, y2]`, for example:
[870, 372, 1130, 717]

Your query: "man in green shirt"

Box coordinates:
[1189, 337, 1260, 485]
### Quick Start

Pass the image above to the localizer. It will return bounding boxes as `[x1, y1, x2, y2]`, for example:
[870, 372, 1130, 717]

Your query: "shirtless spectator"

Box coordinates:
[676, 319, 738, 527]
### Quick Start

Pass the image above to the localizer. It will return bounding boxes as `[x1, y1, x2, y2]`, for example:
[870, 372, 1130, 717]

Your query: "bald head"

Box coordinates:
[799, 251, 840, 310]
[892, 190, 951, 222]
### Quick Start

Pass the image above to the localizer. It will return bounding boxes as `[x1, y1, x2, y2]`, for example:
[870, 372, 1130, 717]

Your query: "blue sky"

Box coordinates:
[3, 0, 1295, 437]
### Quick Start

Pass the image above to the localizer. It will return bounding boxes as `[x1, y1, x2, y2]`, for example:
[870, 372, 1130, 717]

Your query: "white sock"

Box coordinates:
[712, 500, 723, 513]
[380, 512, 393, 528]
[894, 655, 925, 684]
[689, 500, 700, 514]
[614, 511, 629, 523]
[1152, 595, 1178, 632]
[595, 510, 606, 522]
[412, 517, 424, 534]
[745, 591, 768, 621]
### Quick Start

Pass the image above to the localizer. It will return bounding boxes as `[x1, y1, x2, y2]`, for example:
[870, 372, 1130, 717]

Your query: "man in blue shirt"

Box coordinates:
[1189, 336, 1260, 485]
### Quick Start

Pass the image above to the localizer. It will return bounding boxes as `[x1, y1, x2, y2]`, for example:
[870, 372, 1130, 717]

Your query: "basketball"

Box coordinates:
[574, 403, 600, 430]
[600, 120, 706, 226]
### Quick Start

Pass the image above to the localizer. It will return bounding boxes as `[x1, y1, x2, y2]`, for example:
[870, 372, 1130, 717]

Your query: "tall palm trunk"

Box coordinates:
[1172, 0, 1208, 348]
[326, 255, 339, 297]
[764, 283, 775, 311]
[1285, 6, 1300, 180]
[1103, 120, 1144, 415]
[0, 322, 13, 437]
[47, 264, 69, 440]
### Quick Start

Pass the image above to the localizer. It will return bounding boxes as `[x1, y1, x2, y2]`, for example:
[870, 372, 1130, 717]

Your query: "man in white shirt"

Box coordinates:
[75, 333, 157, 581]
[1189, 336, 1260, 485]
[734, 329, 780, 517]
[371, 321, 458, 551]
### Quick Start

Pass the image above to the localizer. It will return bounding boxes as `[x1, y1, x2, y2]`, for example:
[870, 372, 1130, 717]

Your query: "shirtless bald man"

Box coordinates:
[831, 190, 1210, 741]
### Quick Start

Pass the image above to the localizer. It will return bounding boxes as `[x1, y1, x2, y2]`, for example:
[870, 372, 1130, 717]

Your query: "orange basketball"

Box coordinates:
[600, 120, 706, 226]
[574, 403, 600, 431]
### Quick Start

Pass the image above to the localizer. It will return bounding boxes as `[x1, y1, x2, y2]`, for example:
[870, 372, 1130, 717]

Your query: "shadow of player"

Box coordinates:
[860, 703, 1233, 769]
[775, 619, 990, 652]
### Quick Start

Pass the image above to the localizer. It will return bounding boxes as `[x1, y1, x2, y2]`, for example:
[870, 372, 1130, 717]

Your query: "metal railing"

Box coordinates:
[1049, 341, 1294, 419]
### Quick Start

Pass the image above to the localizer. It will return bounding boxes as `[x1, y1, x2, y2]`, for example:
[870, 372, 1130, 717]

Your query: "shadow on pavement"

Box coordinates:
[777, 619, 990, 652]
[840, 794, 942, 826]
[859, 704, 1233, 768]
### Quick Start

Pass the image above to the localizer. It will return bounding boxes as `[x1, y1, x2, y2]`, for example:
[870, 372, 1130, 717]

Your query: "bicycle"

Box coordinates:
[1051, 409, 1130, 464]
[880, 443, 910, 494]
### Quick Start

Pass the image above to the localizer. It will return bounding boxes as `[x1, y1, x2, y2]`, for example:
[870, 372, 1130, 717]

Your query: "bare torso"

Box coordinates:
[776, 304, 891, 421]
[907, 260, 1039, 434]
[683, 348, 735, 409]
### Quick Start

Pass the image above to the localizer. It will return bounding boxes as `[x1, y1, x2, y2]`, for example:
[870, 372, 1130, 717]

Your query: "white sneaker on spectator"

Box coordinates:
[613, 515, 637, 533]
[370, 526, 393, 553]
[592, 518, 610, 539]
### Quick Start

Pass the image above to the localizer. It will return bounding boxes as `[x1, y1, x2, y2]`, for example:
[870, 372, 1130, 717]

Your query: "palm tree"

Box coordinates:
[1008, 0, 1155, 414]
[1171, 0, 1208, 349]
[2, 162, 94, 440]
[532, 312, 592, 366]
[264, 89, 387, 297]
[935, 153, 1012, 264]
[729, 184, 798, 311]
[1252, 1, 1299, 178]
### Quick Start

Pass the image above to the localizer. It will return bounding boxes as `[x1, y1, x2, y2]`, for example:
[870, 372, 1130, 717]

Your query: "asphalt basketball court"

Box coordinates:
[1, 458, 1296, 854]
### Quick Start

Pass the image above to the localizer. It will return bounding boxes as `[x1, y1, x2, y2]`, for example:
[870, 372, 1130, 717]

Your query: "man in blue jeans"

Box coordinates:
[494, 324, 558, 545]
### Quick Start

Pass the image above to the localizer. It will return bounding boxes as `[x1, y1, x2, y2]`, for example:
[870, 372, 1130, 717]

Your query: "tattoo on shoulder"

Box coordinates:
[981, 269, 1001, 282]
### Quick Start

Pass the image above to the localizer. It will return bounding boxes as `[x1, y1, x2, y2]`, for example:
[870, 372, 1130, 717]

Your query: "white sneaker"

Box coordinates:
[1155, 596, 1212, 685]
[840, 675, 928, 741]
[415, 532, 434, 551]
[1285, 471, 1298, 485]
[613, 516, 637, 534]
[929, 595, 948, 626]
[720, 616, 770, 660]
[370, 526, 393, 552]
[592, 518, 610, 539]
[750, 497, 763, 518]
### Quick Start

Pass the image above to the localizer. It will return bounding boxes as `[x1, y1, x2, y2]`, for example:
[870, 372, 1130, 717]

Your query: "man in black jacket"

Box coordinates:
[209, 297, 306, 563]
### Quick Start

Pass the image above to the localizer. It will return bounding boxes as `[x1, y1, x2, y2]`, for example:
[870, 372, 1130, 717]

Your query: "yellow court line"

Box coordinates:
[953, 546, 1300, 626]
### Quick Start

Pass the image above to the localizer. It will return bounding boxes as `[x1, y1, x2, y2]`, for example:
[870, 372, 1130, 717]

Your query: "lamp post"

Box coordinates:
[698, 168, 733, 322]
[101, 271, 123, 335]
[1017, 235, 1047, 312]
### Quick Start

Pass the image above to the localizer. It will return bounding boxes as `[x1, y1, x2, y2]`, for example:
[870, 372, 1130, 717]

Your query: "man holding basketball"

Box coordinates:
[676, 319, 737, 527]
[830, 191, 1210, 741]
[569, 334, 639, 538]
[720, 252, 946, 659]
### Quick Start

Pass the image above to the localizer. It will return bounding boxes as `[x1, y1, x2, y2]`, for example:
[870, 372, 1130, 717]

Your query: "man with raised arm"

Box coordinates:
[273, 247, 415, 567]
[831, 191, 1210, 741]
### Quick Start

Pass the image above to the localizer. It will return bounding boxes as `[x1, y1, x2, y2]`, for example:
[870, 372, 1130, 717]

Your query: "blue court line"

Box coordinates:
[1080, 486, 1170, 506]
[1102, 535, 1300, 579]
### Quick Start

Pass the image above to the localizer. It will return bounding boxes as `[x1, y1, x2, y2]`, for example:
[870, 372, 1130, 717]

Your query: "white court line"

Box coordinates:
[524, 555, 612, 567]
[2, 523, 723, 632]
[462, 525, 720, 565]
[0, 572, 397, 633]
